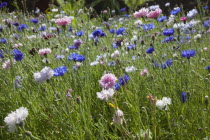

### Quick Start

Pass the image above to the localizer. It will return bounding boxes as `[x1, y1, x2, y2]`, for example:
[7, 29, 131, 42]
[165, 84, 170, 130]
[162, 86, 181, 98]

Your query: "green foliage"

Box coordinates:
[122, 0, 153, 10]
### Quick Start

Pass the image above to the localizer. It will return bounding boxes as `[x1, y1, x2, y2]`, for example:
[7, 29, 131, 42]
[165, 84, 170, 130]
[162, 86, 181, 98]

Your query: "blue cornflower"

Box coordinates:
[12, 22, 19, 26]
[30, 19, 38, 24]
[68, 53, 85, 62]
[120, 8, 126, 12]
[0, 2, 7, 8]
[157, 16, 167, 22]
[92, 29, 106, 37]
[163, 28, 174, 36]
[0, 50, 4, 59]
[108, 61, 116, 66]
[112, 42, 118, 48]
[68, 26, 72, 31]
[204, 65, 210, 71]
[68, 45, 77, 49]
[54, 66, 68, 76]
[143, 23, 155, 30]
[146, 47, 155, 54]
[118, 75, 130, 86]
[11, 49, 24, 61]
[76, 31, 84, 36]
[18, 24, 28, 31]
[114, 82, 121, 90]
[181, 92, 187, 103]
[55, 55, 65, 59]
[116, 27, 126, 35]
[0, 38, 6, 44]
[109, 29, 115, 34]
[161, 36, 174, 43]
[160, 59, 173, 69]
[39, 25, 46, 31]
[170, 7, 181, 15]
[127, 44, 136, 50]
[181, 50, 196, 58]
[204, 20, 210, 28]
[204, 6, 209, 9]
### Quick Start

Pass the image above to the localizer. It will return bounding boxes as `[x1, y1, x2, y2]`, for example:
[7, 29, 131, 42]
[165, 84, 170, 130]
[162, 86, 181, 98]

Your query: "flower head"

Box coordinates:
[133, 8, 149, 18]
[163, 28, 174, 36]
[181, 50, 196, 58]
[11, 49, 24, 61]
[68, 53, 85, 62]
[99, 73, 117, 89]
[146, 47, 155, 54]
[113, 109, 124, 125]
[4, 107, 28, 133]
[156, 97, 171, 110]
[170, 7, 181, 15]
[96, 88, 115, 100]
[34, 67, 54, 83]
[38, 48, 52, 56]
[118, 75, 130, 86]
[54, 66, 68, 76]
[147, 9, 162, 19]
[55, 17, 71, 26]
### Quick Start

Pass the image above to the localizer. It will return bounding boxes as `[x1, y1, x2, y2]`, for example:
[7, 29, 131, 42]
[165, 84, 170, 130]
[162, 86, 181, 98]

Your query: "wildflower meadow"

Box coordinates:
[0, 1, 210, 139]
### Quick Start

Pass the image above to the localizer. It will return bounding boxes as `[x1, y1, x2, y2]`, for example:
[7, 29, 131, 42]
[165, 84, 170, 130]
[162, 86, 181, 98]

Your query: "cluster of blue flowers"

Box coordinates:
[114, 75, 130, 90]
[68, 53, 85, 62]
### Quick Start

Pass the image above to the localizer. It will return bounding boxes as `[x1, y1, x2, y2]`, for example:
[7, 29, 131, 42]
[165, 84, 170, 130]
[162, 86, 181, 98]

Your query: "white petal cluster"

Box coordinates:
[34, 66, 54, 83]
[96, 88, 114, 100]
[125, 66, 137, 73]
[4, 107, 28, 133]
[187, 9, 198, 18]
[111, 50, 120, 58]
[113, 109, 124, 125]
[156, 97, 171, 110]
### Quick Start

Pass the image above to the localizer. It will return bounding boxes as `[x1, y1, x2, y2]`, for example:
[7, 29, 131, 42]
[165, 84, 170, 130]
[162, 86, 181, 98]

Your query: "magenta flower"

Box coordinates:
[99, 73, 117, 89]
[180, 17, 187, 21]
[147, 9, 162, 19]
[55, 17, 71, 26]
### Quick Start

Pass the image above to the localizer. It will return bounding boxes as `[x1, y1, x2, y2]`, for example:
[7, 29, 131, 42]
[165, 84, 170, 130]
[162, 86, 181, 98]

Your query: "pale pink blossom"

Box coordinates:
[147, 9, 162, 19]
[55, 17, 71, 26]
[103, 10, 108, 14]
[203, 47, 208, 51]
[2, 59, 11, 70]
[38, 48, 52, 56]
[13, 43, 23, 48]
[133, 8, 149, 18]
[140, 69, 149, 76]
[99, 73, 117, 89]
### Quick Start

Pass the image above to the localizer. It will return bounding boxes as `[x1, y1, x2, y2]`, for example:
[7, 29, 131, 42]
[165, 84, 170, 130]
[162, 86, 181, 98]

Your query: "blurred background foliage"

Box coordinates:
[3, 0, 210, 14]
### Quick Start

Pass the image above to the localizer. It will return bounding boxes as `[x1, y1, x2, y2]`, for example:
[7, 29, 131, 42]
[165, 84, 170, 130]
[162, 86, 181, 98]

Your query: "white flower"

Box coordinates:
[187, 9, 198, 18]
[90, 61, 99, 66]
[52, 8, 58, 12]
[165, 2, 170, 7]
[2, 59, 11, 70]
[113, 109, 124, 125]
[156, 97, 171, 110]
[96, 88, 114, 100]
[4, 107, 28, 133]
[194, 34, 202, 40]
[111, 50, 120, 58]
[125, 66, 137, 73]
[149, 5, 160, 10]
[134, 20, 143, 26]
[27, 35, 36, 40]
[34, 67, 54, 83]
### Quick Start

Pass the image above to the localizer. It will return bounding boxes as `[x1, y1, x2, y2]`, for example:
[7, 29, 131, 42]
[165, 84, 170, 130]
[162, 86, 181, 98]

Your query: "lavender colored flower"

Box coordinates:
[11, 49, 24, 61]
[114, 82, 121, 90]
[127, 44, 136, 50]
[181, 50, 196, 58]
[120, 8, 126, 12]
[146, 47, 155, 54]
[204, 20, 210, 28]
[54, 66, 68, 76]
[76, 31, 84, 36]
[187, 9, 198, 18]
[161, 36, 174, 43]
[39, 25, 47, 31]
[163, 28, 174, 36]
[109, 29, 115, 34]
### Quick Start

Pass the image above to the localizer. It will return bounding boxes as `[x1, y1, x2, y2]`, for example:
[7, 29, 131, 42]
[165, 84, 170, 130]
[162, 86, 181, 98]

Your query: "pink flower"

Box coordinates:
[203, 47, 208, 51]
[180, 17, 187, 21]
[133, 8, 149, 18]
[55, 17, 71, 26]
[103, 10, 108, 14]
[38, 48, 52, 56]
[147, 9, 162, 19]
[2, 59, 11, 70]
[99, 73, 117, 89]
[140, 69, 149, 76]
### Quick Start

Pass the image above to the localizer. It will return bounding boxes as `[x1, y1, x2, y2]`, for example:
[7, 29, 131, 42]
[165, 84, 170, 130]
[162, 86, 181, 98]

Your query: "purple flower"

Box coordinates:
[163, 28, 174, 36]
[68, 53, 85, 62]
[146, 47, 155, 53]
[118, 75, 130, 86]
[11, 49, 24, 61]
[92, 29, 106, 37]
[143, 23, 155, 30]
[18, 24, 28, 31]
[30, 19, 39, 24]
[204, 65, 210, 71]
[181, 92, 187, 103]
[170, 8, 181, 15]
[116, 27, 126, 35]
[99, 73, 117, 89]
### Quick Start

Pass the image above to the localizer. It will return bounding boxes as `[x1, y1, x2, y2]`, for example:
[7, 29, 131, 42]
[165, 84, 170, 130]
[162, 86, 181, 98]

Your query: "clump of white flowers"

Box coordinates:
[156, 97, 171, 110]
[34, 66, 54, 83]
[111, 50, 120, 58]
[4, 107, 28, 133]
[125, 66, 137, 73]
